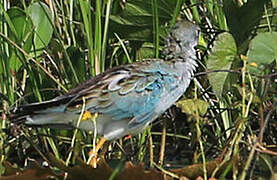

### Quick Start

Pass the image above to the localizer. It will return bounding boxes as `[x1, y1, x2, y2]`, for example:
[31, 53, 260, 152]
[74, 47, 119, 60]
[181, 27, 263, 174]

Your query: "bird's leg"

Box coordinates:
[81, 111, 105, 168]
[123, 134, 132, 141]
[88, 137, 107, 168]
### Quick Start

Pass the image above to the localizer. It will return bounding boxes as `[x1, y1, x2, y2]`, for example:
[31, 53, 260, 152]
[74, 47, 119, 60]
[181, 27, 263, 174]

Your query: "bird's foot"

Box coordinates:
[88, 150, 98, 168]
[123, 134, 132, 141]
[87, 137, 107, 168]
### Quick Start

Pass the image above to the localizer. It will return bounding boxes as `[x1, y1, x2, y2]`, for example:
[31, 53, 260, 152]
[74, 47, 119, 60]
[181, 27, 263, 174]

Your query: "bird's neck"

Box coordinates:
[168, 48, 198, 84]
[170, 45, 197, 68]
[162, 35, 198, 79]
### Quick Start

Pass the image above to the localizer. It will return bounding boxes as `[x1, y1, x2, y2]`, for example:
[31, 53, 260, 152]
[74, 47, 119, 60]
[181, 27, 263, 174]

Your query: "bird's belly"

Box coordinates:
[76, 114, 130, 140]
[77, 114, 152, 140]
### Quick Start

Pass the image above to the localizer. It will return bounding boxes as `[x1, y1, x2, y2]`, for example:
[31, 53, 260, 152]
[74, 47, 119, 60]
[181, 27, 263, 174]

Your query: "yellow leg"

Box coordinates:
[88, 137, 107, 168]
[123, 134, 132, 141]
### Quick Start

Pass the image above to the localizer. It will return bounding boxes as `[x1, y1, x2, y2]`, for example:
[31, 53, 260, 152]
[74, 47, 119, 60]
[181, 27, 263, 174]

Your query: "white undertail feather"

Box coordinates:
[25, 112, 79, 126]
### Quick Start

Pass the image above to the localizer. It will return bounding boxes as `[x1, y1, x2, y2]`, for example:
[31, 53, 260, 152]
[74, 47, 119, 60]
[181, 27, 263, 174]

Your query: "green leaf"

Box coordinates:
[66, 46, 86, 82]
[176, 99, 209, 117]
[6, 7, 32, 43]
[9, 52, 23, 72]
[7, 7, 33, 71]
[206, 32, 237, 98]
[109, 0, 177, 41]
[247, 32, 277, 74]
[27, 2, 53, 56]
[223, 0, 269, 46]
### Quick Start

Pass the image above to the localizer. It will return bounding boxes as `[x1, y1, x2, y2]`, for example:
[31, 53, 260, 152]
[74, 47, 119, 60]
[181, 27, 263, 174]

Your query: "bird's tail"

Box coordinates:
[10, 95, 78, 128]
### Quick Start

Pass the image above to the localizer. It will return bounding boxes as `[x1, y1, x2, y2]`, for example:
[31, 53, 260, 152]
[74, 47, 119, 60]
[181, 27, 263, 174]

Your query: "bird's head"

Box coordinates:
[163, 20, 200, 61]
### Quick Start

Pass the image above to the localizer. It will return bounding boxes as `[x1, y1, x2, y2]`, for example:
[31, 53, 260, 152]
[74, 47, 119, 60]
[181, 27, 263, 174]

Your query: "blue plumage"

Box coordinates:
[11, 20, 199, 141]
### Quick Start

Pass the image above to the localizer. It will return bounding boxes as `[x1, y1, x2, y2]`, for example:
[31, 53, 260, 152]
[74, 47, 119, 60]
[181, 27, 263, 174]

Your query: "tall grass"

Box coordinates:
[0, 0, 276, 179]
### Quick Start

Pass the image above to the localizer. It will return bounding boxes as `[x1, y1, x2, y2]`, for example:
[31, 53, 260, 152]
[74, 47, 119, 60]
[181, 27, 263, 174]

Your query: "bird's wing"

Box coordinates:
[65, 60, 171, 128]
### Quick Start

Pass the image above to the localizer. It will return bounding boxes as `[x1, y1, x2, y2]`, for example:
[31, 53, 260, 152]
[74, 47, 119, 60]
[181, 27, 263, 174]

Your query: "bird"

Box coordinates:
[10, 20, 200, 167]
